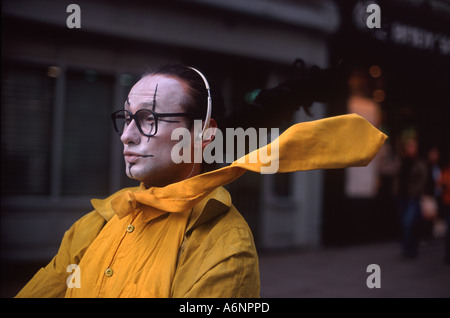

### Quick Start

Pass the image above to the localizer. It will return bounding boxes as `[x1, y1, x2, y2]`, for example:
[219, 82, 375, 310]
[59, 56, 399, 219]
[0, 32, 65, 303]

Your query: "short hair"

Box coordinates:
[142, 63, 226, 171]
[142, 64, 225, 133]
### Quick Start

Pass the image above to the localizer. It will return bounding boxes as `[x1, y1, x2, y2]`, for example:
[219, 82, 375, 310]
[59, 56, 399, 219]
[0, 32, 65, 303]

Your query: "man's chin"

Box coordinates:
[125, 162, 197, 188]
[125, 164, 149, 184]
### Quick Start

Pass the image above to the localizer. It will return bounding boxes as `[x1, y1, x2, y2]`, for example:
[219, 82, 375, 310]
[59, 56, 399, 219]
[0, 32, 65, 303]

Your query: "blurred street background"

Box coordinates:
[1, 0, 450, 297]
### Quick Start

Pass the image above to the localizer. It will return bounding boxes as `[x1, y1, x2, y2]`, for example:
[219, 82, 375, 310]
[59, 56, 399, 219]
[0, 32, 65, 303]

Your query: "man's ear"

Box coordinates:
[202, 118, 218, 148]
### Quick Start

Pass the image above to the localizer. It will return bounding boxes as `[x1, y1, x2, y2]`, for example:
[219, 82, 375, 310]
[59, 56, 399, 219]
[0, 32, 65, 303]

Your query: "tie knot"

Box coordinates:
[110, 190, 138, 219]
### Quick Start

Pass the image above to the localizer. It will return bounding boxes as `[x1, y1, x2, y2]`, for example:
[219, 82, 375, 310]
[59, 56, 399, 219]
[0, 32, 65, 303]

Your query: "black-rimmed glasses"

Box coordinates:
[111, 109, 202, 137]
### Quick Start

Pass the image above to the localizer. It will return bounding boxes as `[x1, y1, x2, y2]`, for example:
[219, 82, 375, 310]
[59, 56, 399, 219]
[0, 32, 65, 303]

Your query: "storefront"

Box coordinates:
[323, 0, 450, 246]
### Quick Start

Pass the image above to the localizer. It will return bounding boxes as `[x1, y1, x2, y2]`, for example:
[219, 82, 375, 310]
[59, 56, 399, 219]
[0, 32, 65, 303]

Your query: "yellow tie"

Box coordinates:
[111, 113, 387, 218]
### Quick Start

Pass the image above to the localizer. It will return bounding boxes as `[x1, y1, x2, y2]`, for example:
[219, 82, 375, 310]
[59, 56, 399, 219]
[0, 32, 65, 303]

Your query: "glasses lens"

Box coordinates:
[113, 110, 129, 135]
[135, 109, 156, 136]
[112, 110, 156, 137]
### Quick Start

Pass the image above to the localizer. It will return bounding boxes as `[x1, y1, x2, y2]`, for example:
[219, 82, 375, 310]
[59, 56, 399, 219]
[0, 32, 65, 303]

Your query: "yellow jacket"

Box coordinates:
[17, 185, 258, 297]
[16, 114, 387, 298]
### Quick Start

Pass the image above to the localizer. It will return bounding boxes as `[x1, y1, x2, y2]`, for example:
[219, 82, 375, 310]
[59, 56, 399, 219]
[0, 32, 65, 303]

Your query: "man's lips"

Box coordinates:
[124, 152, 154, 163]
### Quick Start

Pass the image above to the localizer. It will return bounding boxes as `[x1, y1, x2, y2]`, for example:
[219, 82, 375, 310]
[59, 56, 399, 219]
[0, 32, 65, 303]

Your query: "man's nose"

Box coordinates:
[120, 119, 141, 145]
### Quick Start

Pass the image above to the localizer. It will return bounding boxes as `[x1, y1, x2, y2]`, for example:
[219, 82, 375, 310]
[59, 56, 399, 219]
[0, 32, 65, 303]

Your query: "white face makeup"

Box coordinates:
[120, 75, 199, 188]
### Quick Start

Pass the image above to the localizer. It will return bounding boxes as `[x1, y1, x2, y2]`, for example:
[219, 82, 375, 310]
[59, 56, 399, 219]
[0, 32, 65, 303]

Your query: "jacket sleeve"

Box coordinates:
[172, 227, 260, 298]
[15, 210, 106, 298]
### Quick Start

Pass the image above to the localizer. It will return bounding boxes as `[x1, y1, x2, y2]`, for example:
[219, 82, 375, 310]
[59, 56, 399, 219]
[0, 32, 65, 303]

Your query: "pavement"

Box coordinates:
[1, 239, 449, 298]
[258, 239, 450, 298]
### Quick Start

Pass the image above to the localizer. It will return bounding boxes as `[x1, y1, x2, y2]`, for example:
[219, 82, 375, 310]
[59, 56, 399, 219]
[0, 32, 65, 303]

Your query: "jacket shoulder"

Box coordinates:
[15, 210, 107, 298]
[172, 204, 260, 297]
[15, 186, 141, 298]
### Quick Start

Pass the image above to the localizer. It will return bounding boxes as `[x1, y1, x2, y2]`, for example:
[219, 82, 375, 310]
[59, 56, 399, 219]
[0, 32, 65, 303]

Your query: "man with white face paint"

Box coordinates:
[17, 64, 260, 298]
[16, 64, 387, 298]
[120, 75, 207, 187]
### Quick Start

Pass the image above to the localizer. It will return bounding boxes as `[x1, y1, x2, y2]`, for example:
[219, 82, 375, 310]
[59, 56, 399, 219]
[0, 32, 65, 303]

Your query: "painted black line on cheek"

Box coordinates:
[129, 163, 134, 178]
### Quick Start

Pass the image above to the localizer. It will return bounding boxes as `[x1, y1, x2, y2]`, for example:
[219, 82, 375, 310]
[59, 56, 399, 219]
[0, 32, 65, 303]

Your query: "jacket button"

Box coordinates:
[126, 224, 135, 233]
[105, 268, 114, 277]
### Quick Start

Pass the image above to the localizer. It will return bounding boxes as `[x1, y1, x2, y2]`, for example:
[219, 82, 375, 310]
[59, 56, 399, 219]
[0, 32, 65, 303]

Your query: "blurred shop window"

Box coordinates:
[1, 63, 55, 195]
[273, 173, 292, 197]
[345, 95, 382, 198]
[273, 119, 294, 198]
[61, 70, 114, 195]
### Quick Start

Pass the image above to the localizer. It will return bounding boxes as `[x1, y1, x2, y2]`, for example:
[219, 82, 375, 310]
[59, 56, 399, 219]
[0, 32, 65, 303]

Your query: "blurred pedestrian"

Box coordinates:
[421, 146, 442, 241]
[437, 154, 450, 264]
[394, 133, 428, 259]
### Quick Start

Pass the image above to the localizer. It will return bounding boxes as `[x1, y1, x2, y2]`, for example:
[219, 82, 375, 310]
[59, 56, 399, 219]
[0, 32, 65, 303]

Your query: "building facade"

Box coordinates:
[1, 0, 339, 261]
